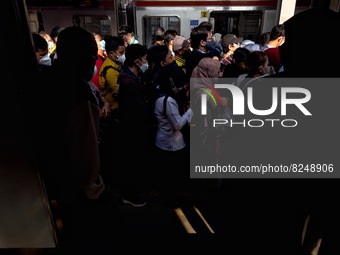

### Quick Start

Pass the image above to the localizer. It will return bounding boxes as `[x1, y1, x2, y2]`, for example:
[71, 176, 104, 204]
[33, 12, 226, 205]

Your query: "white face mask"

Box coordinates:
[139, 62, 149, 73]
[99, 40, 106, 51]
[39, 53, 52, 66]
[116, 54, 126, 64]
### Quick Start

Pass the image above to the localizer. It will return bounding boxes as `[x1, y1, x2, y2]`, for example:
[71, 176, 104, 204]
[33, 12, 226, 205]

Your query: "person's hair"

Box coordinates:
[56, 26, 97, 63]
[245, 50, 268, 75]
[39, 31, 51, 42]
[190, 26, 208, 49]
[124, 44, 147, 67]
[164, 29, 178, 37]
[198, 21, 213, 32]
[233, 47, 250, 65]
[282, 8, 340, 77]
[152, 45, 169, 70]
[152, 27, 165, 42]
[118, 25, 134, 38]
[269, 24, 285, 41]
[32, 33, 48, 52]
[164, 30, 176, 47]
[259, 32, 270, 47]
[104, 35, 125, 53]
[50, 26, 64, 41]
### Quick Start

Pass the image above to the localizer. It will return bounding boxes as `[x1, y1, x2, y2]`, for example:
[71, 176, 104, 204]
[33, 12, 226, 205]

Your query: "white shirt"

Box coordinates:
[154, 95, 193, 151]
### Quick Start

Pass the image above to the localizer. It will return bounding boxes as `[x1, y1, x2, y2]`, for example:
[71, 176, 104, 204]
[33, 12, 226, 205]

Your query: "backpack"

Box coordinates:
[99, 65, 121, 97]
[191, 84, 233, 146]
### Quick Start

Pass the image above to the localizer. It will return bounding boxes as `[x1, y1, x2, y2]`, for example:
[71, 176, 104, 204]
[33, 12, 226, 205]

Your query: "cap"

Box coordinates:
[173, 36, 189, 52]
[221, 34, 243, 47]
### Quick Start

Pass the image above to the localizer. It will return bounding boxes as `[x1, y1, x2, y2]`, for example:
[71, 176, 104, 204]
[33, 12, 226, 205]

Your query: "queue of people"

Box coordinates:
[29, 8, 340, 254]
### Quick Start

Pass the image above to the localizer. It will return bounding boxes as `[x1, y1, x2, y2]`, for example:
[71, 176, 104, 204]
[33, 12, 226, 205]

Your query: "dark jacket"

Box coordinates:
[117, 67, 150, 149]
[31, 63, 104, 201]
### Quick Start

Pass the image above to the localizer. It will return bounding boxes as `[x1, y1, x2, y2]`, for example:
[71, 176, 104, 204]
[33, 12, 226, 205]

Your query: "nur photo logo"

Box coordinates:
[197, 82, 312, 128]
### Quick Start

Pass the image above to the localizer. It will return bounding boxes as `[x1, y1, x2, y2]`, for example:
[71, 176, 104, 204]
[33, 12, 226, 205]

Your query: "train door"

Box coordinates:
[73, 15, 112, 35]
[210, 10, 264, 43]
[142, 15, 180, 47]
[139, 11, 264, 47]
[117, 0, 136, 33]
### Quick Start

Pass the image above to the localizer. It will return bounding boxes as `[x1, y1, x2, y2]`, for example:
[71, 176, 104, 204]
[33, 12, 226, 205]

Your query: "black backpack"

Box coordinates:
[99, 65, 121, 97]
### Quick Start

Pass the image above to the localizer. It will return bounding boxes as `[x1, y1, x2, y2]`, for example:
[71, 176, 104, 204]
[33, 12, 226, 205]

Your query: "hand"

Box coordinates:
[101, 102, 111, 118]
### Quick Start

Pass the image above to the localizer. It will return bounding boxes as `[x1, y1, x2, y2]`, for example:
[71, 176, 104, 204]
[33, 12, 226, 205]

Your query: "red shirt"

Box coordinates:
[91, 55, 105, 89]
[264, 47, 281, 73]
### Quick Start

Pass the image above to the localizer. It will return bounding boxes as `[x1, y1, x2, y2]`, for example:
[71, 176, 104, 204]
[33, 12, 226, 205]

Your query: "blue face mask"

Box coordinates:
[129, 37, 135, 45]
[39, 53, 51, 66]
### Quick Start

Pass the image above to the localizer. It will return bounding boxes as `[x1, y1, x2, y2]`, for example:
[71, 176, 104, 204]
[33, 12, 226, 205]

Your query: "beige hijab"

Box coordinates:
[191, 57, 221, 87]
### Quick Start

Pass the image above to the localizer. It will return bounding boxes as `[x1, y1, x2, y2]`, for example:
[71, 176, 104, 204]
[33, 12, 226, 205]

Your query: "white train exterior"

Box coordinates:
[26, 0, 337, 47]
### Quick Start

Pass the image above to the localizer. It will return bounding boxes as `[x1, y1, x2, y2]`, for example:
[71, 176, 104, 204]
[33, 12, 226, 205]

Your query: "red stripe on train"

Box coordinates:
[134, 1, 277, 7]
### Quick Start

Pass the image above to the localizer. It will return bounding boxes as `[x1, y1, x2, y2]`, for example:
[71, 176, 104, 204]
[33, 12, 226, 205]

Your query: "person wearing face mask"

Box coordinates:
[118, 25, 139, 47]
[31, 24, 112, 222]
[29, 26, 122, 254]
[32, 33, 52, 71]
[237, 50, 273, 91]
[152, 53, 193, 206]
[34, 26, 107, 197]
[173, 35, 192, 75]
[151, 45, 189, 115]
[38, 31, 54, 57]
[185, 26, 210, 80]
[91, 37, 107, 90]
[116, 44, 150, 207]
[99, 35, 126, 112]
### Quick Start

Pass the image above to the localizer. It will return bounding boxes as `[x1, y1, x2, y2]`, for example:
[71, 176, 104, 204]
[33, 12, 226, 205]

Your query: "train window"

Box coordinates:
[28, 11, 44, 33]
[210, 11, 263, 43]
[143, 16, 180, 48]
[73, 15, 111, 36]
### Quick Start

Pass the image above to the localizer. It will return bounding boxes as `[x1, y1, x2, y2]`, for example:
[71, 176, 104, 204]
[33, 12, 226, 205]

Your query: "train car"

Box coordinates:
[25, 0, 322, 48]
[26, 0, 120, 36]
[133, 0, 301, 47]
